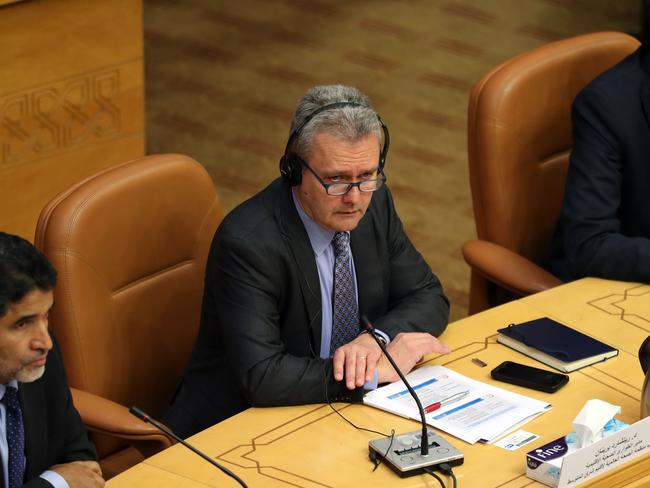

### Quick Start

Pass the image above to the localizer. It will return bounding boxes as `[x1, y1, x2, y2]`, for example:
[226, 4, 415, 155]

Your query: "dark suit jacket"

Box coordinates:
[165, 179, 449, 438]
[547, 42, 650, 282]
[20, 337, 96, 487]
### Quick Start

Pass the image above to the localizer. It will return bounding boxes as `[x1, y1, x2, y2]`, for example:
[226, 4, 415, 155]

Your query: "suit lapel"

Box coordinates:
[640, 43, 650, 129]
[19, 380, 47, 480]
[351, 211, 384, 321]
[641, 78, 650, 130]
[274, 182, 323, 355]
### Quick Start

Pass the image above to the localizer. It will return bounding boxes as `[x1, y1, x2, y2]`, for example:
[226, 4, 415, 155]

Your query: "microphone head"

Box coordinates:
[129, 406, 150, 423]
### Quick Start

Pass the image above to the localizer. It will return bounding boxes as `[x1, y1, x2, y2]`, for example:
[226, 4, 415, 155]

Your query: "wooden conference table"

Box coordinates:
[107, 278, 650, 487]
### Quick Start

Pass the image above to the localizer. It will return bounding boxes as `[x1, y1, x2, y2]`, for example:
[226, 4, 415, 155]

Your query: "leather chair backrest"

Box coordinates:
[34, 154, 222, 445]
[468, 32, 640, 263]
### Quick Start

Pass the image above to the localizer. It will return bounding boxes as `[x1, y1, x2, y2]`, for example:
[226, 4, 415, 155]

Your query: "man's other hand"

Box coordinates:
[51, 460, 104, 488]
[376, 332, 450, 384]
[332, 333, 382, 389]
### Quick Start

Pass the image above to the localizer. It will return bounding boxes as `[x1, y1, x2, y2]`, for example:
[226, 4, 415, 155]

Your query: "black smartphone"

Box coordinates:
[491, 361, 569, 393]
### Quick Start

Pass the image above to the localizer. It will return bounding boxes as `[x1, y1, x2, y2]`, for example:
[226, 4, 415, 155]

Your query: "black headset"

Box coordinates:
[279, 101, 390, 186]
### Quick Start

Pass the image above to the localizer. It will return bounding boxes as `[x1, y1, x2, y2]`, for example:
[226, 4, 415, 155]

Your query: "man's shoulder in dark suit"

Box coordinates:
[574, 43, 648, 118]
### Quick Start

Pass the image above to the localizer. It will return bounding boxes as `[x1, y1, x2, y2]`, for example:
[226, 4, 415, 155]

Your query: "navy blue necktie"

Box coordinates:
[3, 387, 24, 488]
[330, 232, 359, 354]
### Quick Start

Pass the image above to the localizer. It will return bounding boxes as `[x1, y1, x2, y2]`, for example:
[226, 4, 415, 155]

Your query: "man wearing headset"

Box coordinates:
[165, 85, 450, 438]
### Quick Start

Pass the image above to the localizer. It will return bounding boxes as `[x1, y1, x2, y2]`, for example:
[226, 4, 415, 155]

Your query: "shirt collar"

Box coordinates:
[292, 190, 338, 256]
[0, 380, 19, 399]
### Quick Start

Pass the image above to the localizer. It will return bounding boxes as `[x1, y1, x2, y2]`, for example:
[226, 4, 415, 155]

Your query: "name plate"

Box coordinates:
[558, 415, 650, 487]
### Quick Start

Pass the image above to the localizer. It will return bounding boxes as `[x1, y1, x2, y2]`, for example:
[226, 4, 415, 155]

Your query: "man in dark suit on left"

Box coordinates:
[0, 232, 103, 488]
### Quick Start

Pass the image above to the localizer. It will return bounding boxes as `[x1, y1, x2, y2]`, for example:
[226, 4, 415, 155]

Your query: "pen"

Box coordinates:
[424, 391, 470, 414]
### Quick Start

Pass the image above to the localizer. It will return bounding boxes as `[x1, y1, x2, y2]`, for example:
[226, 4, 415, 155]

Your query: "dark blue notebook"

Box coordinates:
[497, 317, 618, 372]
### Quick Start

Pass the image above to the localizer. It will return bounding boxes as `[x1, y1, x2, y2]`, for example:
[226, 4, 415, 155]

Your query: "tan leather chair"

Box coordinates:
[463, 32, 640, 315]
[34, 154, 223, 478]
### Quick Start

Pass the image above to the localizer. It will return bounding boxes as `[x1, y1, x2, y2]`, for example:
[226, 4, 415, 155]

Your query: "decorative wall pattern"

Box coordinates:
[0, 0, 144, 240]
[1, 68, 122, 166]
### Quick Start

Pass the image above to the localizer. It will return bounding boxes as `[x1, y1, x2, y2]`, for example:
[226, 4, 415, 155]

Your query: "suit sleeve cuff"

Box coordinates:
[40, 470, 70, 488]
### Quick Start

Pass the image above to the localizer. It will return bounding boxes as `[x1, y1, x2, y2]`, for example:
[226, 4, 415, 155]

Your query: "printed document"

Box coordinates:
[363, 365, 551, 444]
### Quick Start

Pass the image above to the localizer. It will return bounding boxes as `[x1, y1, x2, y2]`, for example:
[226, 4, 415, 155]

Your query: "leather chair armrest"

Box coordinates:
[462, 239, 562, 296]
[71, 387, 174, 457]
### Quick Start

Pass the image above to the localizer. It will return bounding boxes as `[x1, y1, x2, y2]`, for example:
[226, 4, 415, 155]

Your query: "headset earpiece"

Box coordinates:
[279, 153, 304, 186]
[377, 116, 390, 173]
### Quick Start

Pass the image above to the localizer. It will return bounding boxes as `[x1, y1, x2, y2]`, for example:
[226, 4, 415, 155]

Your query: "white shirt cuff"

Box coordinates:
[40, 470, 70, 488]
[372, 328, 390, 345]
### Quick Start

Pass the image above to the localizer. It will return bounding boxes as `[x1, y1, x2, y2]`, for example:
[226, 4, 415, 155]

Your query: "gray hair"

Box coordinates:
[288, 85, 383, 159]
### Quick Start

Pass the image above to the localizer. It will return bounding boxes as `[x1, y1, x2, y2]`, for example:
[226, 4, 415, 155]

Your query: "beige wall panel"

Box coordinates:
[0, 0, 144, 240]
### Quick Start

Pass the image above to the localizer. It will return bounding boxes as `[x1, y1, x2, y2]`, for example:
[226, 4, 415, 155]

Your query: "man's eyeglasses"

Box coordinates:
[301, 162, 386, 196]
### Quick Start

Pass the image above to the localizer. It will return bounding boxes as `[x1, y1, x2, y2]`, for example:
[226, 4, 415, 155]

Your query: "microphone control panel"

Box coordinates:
[369, 429, 463, 477]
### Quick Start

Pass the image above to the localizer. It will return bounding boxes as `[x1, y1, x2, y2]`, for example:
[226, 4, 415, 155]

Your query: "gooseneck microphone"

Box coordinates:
[361, 316, 429, 454]
[361, 316, 463, 477]
[129, 406, 249, 488]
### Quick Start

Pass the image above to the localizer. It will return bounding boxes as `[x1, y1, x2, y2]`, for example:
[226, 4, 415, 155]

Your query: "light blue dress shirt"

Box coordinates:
[0, 382, 68, 488]
[292, 192, 388, 389]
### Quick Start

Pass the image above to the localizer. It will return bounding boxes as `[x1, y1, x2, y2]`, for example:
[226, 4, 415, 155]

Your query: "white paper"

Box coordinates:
[363, 365, 551, 444]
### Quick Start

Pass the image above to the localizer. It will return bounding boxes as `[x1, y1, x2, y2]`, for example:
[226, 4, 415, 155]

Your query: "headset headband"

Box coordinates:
[279, 101, 390, 186]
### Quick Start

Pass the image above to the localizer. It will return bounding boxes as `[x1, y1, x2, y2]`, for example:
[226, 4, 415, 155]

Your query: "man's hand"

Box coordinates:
[376, 332, 450, 384]
[332, 333, 382, 389]
[51, 460, 104, 488]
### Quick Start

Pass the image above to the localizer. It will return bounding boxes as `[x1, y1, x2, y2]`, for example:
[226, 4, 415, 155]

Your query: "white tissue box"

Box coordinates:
[526, 436, 567, 487]
[525, 416, 650, 488]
